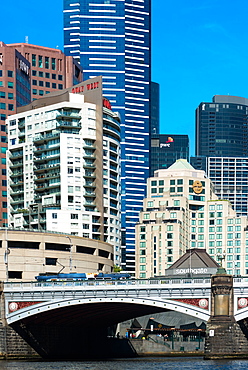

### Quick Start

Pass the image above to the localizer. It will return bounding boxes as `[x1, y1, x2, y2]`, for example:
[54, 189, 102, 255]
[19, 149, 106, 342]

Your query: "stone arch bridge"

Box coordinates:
[2, 276, 248, 358]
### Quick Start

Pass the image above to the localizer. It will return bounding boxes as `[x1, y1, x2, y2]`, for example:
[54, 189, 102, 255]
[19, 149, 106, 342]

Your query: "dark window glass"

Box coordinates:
[45, 82, 50, 88]
[52, 83, 56, 89]
[32, 80, 37, 86]
[45, 57, 49, 69]
[7, 70, 13, 77]
[32, 54, 36, 67]
[52, 58, 56, 70]
[38, 55, 43, 68]
[32, 70, 37, 76]
[52, 74, 56, 80]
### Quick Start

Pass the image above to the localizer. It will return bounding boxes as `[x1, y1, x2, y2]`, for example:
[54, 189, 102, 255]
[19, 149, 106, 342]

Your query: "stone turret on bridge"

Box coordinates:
[205, 272, 248, 359]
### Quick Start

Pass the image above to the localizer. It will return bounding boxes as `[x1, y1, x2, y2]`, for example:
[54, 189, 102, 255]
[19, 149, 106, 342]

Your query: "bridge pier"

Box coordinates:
[0, 283, 39, 359]
[205, 273, 248, 359]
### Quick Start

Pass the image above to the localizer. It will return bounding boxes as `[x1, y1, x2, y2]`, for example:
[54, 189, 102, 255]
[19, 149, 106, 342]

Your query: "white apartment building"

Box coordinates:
[6, 77, 122, 265]
[135, 159, 248, 278]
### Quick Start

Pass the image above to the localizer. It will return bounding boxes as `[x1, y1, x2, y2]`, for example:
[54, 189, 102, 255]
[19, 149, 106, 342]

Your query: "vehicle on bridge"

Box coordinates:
[35, 272, 131, 282]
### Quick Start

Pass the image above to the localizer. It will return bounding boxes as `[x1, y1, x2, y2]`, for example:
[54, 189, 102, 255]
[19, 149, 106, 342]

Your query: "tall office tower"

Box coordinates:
[64, 0, 151, 272]
[0, 41, 83, 228]
[136, 159, 248, 278]
[195, 95, 248, 157]
[150, 134, 189, 176]
[150, 81, 159, 135]
[6, 77, 122, 265]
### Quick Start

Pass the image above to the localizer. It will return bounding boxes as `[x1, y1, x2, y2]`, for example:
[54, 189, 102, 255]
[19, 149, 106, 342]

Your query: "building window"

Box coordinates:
[52, 83, 56, 89]
[46, 82, 50, 88]
[71, 214, 78, 219]
[8, 93, 13, 99]
[32, 54, 36, 66]
[39, 80, 44, 87]
[32, 80, 37, 86]
[52, 58, 56, 70]
[45, 57, 49, 69]
[58, 84, 63, 90]
[38, 55, 43, 68]
[45, 257, 57, 265]
[52, 213, 57, 219]
[7, 82, 13, 88]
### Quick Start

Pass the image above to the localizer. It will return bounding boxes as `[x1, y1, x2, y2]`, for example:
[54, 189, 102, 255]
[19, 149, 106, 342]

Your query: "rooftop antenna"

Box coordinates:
[25, 36, 29, 44]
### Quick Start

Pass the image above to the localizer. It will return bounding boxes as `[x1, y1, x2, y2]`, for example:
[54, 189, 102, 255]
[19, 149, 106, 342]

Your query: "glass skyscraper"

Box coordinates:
[195, 95, 248, 157]
[63, 0, 151, 271]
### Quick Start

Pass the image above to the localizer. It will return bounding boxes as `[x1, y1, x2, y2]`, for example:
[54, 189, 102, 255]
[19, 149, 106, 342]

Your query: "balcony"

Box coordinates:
[34, 163, 60, 172]
[9, 160, 23, 169]
[83, 163, 96, 169]
[34, 172, 60, 182]
[33, 132, 60, 144]
[83, 171, 96, 179]
[10, 171, 23, 178]
[56, 121, 81, 129]
[34, 144, 60, 153]
[84, 191, 96, 197]
[9, 151, 23, 159]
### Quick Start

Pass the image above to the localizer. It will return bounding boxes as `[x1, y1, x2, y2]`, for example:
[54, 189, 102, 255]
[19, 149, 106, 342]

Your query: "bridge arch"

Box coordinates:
[7, 296, 210, 326]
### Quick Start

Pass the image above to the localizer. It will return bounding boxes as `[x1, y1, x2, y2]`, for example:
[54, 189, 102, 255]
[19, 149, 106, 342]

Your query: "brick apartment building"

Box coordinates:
[0, 42, 83, 226]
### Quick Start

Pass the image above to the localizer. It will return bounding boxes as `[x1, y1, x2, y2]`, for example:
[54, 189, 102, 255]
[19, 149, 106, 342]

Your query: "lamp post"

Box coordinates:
[216, 250, 226, 274]
[66, 236, 72, 273]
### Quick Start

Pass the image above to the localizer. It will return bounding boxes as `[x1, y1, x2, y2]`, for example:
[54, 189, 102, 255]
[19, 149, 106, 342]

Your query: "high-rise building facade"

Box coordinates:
[0, 41, 83, 228]
[206, 157, 248, 216]
[7, 43, 83, 101]
[63, 0, 151, 272]
[6, 77, 122, 265]
[150, 81, 159, 135]
[195, 95, 248, 157]
[193, 95, 248, 217]
[150, 134, 189, 176]
[135, 159, 248, 278]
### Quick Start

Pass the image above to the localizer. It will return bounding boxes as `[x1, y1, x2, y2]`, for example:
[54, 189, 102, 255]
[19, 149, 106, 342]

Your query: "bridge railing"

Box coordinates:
[3, 277, 211, 290]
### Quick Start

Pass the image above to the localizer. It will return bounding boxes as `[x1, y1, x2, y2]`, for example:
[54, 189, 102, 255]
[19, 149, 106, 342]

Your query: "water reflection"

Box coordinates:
[0, 358, 247, 370]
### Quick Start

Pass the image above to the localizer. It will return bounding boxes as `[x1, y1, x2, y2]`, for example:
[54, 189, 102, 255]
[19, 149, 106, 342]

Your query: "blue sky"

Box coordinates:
[2, 0, 248, 155]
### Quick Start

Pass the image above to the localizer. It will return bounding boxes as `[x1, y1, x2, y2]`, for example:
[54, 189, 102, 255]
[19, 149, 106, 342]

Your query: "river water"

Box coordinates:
[0, 358, 247, 370]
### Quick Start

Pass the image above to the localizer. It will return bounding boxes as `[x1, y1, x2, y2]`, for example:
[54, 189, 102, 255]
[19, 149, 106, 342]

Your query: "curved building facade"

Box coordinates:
[0, 229, 114, 281]
[6, 77, 122, 265]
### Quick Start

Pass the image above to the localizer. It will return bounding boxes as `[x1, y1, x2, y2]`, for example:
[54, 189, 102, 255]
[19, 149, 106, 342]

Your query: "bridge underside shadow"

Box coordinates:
[10, 302, 166, 359]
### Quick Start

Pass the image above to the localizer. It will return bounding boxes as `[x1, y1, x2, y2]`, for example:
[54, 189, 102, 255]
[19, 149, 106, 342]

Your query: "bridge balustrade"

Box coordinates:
[3, 277, 211, 291]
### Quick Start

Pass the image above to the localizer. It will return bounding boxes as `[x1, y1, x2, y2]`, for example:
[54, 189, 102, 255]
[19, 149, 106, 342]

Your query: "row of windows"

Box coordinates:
[32, 70, 63, 80]
[0, 81, 14, 89]
[0, 70, 13, 77]
[0, 103, 14, 111]
[32, 80, 63, 89]
[32, 55, 58, 70]
[0, 92, 14, 99]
